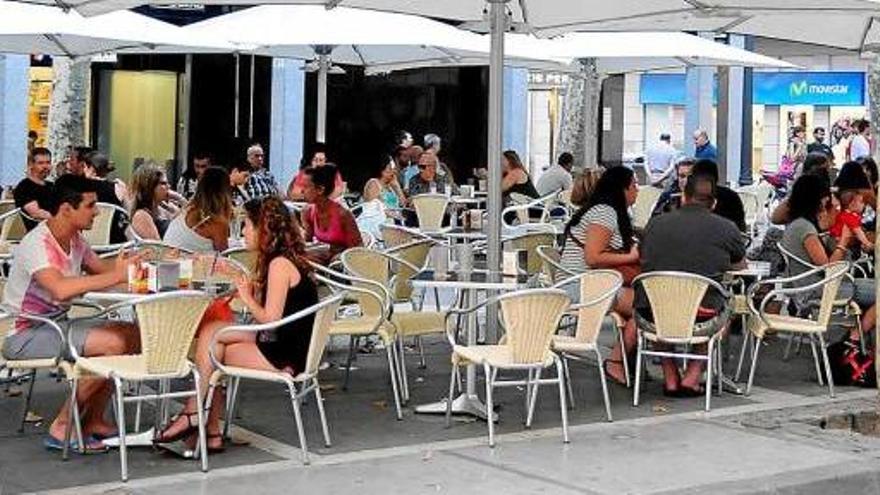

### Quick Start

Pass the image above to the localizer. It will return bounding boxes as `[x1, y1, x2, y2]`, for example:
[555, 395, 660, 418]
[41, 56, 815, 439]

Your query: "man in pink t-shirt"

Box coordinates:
[2, 175, 140, 453]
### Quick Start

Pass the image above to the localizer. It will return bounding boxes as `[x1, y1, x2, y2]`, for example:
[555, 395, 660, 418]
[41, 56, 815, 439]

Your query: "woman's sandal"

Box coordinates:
[154, 411, 200, 445]
[602, 359, 628, 386]
[183, 432, 226, 453]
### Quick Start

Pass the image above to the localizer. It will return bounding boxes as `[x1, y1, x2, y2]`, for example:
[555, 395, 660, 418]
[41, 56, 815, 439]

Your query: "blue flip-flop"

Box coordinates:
[43, 435, 109, 454]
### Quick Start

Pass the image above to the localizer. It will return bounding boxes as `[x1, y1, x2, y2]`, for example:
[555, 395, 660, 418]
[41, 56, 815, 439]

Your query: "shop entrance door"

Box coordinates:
[96, 70, 178, 181]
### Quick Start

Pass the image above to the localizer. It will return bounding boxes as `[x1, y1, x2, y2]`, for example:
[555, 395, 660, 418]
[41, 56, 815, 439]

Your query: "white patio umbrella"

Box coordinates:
[0, 0, 235, 57]
[18, 0, 880, 280]
[184, 5, 569, 143]
[367, 31, 796, 74]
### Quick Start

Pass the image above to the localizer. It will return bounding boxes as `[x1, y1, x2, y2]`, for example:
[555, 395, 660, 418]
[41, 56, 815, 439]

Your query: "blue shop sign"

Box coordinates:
[753, 72, 864, 106]
[640, 72, 865, 106]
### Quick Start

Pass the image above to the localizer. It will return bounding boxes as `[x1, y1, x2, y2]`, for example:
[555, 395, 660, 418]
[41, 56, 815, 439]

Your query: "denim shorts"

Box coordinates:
[837, 278, 876, 309]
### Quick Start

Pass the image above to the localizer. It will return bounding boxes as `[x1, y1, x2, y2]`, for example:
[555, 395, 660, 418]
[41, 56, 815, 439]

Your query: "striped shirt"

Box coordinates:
[244, 168, 279, 200]
[559, 204, 623, 280]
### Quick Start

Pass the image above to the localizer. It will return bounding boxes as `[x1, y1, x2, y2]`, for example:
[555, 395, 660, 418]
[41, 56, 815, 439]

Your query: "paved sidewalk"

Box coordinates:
[30, 388, 880, 495]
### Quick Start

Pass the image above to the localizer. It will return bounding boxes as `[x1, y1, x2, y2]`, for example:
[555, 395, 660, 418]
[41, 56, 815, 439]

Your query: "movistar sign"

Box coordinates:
[756, 72, 864, 106]
[640, 71, 865, 107]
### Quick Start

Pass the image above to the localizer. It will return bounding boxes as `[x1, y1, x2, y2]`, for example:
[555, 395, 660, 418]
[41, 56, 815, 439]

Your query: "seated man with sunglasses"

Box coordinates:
[407, 151, 457, 198]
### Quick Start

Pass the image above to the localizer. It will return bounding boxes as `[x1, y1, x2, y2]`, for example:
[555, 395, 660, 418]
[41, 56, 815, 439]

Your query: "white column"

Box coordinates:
[684, 33, 716, 156]
[269, 58, 306, 192]
[0, 54, 28, 187]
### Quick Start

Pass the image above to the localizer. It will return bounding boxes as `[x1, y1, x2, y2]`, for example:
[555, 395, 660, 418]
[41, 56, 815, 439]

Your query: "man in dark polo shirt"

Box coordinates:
[13, 147, 55, 231]
[638, 173, 746, 397]
[691, 159, 746, 232]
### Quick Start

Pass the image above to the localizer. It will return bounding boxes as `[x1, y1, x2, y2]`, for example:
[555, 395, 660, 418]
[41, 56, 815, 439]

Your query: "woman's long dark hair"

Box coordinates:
[788, 174, 831, 230]
[189, 166, 233, 222]
[566, 166, 635, 250]
[244, 197, 311, 300]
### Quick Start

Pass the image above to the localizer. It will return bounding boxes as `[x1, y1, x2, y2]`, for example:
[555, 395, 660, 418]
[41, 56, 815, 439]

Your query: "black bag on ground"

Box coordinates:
[826, 339, 876, 388]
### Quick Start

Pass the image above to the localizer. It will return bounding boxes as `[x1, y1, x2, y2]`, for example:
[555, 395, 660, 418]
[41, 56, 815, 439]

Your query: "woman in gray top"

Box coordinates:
[780, 174, 875, 343]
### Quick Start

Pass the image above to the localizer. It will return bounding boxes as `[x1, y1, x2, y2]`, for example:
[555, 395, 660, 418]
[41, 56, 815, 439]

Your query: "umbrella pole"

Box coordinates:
[316, 51, 330, 144]
[249, 53, 255, 139]
[234, 53, 240, 139]
[486, 0, 508, 343]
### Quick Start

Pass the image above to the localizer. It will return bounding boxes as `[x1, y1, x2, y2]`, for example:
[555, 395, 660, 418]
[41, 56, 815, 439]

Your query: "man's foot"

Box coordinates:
[43, 434, 108, 454]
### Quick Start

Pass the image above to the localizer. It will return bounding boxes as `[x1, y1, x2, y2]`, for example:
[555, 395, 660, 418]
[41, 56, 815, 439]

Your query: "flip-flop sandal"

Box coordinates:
[43, 435, 109, 454]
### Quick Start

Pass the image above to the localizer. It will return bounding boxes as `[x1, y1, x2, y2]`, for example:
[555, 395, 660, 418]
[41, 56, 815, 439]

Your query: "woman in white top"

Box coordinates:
[560, 166, 640, 385]
[163, 166, 233, 252]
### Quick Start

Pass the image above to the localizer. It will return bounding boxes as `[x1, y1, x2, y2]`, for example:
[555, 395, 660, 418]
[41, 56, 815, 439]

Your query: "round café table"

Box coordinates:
[411, 269, 528, 420]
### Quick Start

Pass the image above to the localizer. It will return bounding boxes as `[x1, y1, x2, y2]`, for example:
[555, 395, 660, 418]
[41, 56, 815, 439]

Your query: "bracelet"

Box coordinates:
[833, 245, 846, 253]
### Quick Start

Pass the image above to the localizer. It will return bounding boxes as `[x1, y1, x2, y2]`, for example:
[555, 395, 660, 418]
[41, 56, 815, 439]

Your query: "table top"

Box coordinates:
[411, 270, 528, 290]
[448, 196, 486, 205]
[726, 261, 772, 278]
[82, 280, 233, 303]
[426, 227, 488, 240]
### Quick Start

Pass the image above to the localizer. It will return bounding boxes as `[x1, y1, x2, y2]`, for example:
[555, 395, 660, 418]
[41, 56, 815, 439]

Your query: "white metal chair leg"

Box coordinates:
[617, 325, 631, 387]
[113, 377, 128, 482]
[745, 337, 763, 396]
[445, 363, 457, 428]
[287, 383, 310, 465]
[525, 367, 542, 428]
[562, 357, 575, 409]
[133, 382, 143, 431]
[223, 377, 240, 440]
[484, 363, 495, 447]
[716, 338, 723, 396]
[782, 333, 795, 361]
[594, 349, 613, 422]
[396, 337, 410, 403]
[18, 369, 36, 432]
[705, 340, 714, 412]
[556, 358, 570, 443]
[735, 331, 752, 382]
[818, 333, 835, 398]
[808, 335, 824, 386]
[62, 379, 77, 461]
[633, 335, 644, 407]
[523, 369, 533, 421]
[312, 379, 332, 447]
[416, 336, 427, 369]
[193, 369, 209, 473]
[385, 345, 403, 420]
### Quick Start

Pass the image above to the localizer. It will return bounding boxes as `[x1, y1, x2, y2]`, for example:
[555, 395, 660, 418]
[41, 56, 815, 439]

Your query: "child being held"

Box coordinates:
[830, 190, 873, 252]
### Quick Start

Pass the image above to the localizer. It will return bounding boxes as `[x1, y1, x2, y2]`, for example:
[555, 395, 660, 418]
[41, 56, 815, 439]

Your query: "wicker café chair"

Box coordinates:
[503, 231, 556, 277]
[379, 224, 429, 249]
[221, 247, 258, 275]
[0, 205, 28, 243]
[744, 262, 849, 398]
[445, 289, 571, 447]
[631, 185, 663, 231]
[551, 271, 624, 421]
[536, 245, 578, 287]
[70, 292, 212, 482]
[82, 203, 131, 253]
[631, 272, 731, 412]
[411, 193, 449, 232]
[310, 262, 404, 420]
[205, 294, 343, 465]
[0, 305, 84, 444]
[342, 247, 446, 403]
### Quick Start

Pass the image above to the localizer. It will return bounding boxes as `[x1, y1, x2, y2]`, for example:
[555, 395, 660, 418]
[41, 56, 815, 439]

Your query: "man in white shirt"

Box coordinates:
[645, 133, 679, 186]
[536, 152, 574, 196]
[850, 119, 871, 161]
